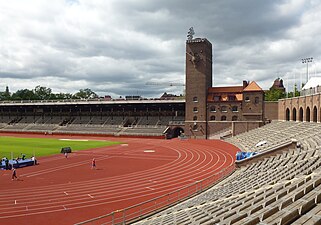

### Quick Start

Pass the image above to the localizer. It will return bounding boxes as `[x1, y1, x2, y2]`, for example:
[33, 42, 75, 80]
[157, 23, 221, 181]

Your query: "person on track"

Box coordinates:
[92, 158, 96, 169]
[64, 152, 68, 159]
[12, 168, 18, 180]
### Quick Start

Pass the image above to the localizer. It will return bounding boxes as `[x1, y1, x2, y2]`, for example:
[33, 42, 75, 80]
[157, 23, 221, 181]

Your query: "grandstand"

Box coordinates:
[134, 121, 321, 224]
[0, 99, 185, 137]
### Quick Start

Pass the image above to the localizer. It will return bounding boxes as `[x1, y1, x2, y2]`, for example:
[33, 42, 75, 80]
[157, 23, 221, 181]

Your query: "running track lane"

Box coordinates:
[0, 136, 239, 225]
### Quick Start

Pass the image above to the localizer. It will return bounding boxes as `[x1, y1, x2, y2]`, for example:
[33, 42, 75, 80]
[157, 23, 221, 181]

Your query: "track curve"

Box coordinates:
[0, 135, 239, 225]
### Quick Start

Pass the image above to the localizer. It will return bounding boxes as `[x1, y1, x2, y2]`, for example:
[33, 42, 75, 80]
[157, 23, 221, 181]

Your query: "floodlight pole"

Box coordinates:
[302, 57, 313, 83]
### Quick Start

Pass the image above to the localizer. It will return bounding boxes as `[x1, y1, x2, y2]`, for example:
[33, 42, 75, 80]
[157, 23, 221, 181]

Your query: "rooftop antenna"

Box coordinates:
[187, 27, 195, 41]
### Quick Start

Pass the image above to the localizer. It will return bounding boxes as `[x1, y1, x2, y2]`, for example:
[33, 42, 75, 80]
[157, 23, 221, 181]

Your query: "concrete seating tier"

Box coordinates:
[0, 115, 173, 137]
[134, 121, 321, 225]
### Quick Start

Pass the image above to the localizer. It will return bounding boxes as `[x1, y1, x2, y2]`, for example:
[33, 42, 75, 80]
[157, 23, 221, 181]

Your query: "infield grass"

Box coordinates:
[0, 136, 122, 159]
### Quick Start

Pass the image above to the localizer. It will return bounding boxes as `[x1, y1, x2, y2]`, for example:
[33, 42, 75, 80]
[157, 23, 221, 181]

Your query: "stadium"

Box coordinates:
[1, 37, 321, 225]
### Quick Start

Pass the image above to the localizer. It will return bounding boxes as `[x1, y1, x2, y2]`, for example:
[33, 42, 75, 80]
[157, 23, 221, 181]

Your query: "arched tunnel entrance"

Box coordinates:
[165, 127, 185, 139]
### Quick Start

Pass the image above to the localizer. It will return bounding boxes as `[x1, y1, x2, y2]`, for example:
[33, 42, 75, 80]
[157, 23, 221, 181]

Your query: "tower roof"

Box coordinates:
[243, 81, 263, 92]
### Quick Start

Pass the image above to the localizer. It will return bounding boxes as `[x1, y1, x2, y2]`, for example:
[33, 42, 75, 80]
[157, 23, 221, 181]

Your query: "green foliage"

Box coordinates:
[0, 136, 122, 159]
[11, 89, 37, 100]
[34, 85, 52, 100]
[287, 84, 300, 98]
[0, 86, 98, 101]
[264, 88, 286, 101]
[73, 88, 99, 99]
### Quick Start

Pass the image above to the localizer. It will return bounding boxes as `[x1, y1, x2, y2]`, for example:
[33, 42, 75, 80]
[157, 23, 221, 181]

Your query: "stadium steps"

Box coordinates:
[134, 121, 321, 225]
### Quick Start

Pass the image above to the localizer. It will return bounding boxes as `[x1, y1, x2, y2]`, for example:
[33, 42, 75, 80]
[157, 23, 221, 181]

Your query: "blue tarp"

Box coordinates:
[1, 159, 35, 169]
[236, 152, 257, 161]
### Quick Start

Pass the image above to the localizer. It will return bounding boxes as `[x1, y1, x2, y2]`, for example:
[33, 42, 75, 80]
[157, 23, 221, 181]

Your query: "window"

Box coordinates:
[221, 115, 227, 121]
[255, 97, 259, 104]
[245, 96, 250, 102]
[210, 115, 216, 121]
[232, 116, 238, 121]
[193, 107, 198, 113]
[193, 116, 197, 121]
[193, 96, 198, 102]
[210, 106, 216, 112]
[221, 106, 227, 112]
[232, 106, 238, 112]
[213, 96, 221, 101]
[228, 95, 236, 101]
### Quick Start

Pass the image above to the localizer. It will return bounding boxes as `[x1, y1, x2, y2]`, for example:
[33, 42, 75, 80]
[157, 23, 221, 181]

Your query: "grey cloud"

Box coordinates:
[1, 0, 321, 97]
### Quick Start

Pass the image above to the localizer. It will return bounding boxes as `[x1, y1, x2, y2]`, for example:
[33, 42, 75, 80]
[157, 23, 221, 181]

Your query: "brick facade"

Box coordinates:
[279, 94, 321, 122]
[184, 38, 264, 139]
[185, 38, 212, 139]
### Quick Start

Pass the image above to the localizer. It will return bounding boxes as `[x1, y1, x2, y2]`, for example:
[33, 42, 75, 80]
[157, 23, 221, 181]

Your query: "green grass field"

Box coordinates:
[0, 136, 122, 159]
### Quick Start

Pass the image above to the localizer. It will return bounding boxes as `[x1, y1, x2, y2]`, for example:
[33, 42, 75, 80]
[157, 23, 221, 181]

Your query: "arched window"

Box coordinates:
[193, 96, 198, 102]
[193, 107, 198, 113]
[232, 106, 238, 112]
[232, 116, 238, 121]
[221, 115, 227, 121]
[221, 106, 227, 112]
[292, 108, 297, 121]
[192, 123, 198, 131]
[210, 106, 216, 112]
[210, 115, 216, 121]
[306, 107, 310, 122]
[313, 106, 317, 122]
[285, 108, 290, 121]
[193, 116, 197, 121]
[299, 107, 304, 122]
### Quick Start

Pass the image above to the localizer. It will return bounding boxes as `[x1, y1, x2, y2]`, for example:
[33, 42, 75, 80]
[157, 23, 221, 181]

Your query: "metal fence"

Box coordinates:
[75, 163, 236, 225]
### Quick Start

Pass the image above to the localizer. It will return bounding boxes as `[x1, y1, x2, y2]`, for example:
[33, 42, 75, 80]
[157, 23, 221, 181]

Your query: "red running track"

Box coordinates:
[0, 134, 239, 225]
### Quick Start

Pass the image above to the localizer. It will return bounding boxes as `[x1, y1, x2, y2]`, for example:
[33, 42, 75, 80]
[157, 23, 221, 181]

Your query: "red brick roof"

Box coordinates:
[243, 81, 262, 92]
[208, 86, 244, 93]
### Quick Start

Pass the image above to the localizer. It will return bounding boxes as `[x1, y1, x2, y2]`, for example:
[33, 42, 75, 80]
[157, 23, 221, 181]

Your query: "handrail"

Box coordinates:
[75, 163, 236, 225]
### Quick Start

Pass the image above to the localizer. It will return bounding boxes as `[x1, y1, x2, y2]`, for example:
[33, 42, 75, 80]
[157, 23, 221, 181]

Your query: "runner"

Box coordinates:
[91, 158, 96, 169]
[12, 168, 18, 180]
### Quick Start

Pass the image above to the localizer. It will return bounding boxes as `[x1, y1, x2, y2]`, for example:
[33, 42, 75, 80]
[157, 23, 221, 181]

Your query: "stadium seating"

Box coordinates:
[134, 121, 321, 224]
[0, 114, 176, 137]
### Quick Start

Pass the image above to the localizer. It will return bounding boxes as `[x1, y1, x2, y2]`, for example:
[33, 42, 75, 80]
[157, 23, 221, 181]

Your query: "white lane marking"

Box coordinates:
[146, 187, 155, 190]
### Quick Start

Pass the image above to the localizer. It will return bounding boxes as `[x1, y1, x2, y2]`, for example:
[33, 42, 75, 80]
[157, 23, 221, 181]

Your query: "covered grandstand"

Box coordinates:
[0, 99, 185, 138]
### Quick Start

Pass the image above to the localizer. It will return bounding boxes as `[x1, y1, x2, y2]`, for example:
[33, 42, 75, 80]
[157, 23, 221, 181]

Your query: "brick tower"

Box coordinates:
[185, 38, 213, 139]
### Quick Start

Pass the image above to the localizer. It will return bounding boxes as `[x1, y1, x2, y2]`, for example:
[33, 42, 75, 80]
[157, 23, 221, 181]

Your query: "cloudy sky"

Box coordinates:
[1, 0, 321, 98]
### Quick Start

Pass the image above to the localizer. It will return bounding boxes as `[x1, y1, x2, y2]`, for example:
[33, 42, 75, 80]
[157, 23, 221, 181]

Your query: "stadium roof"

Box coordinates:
[302, 77, 321, 90]
[0, 99, 185, 106]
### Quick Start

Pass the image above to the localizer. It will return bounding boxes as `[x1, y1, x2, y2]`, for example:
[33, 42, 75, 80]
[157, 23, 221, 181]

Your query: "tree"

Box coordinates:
[11, 89, 36, 100]
[287, 84, 300, 98]
[53, 93, 73, 100]
[0, 86, 11, 100]
[265, 88, 286, 101]
[73, 88, 98, 99]
[34, 86, 52, 100]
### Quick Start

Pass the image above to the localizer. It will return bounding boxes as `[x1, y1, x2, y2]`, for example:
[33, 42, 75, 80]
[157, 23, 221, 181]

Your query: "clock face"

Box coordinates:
[187, 51, 201, 67]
